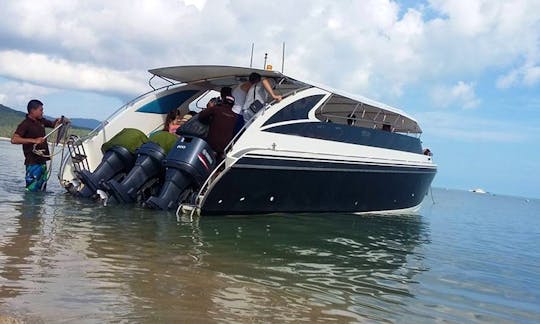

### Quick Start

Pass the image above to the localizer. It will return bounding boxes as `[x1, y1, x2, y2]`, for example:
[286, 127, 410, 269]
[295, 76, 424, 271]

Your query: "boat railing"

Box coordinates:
[184, 155, 228, 211]
[317, 111, 420, 137]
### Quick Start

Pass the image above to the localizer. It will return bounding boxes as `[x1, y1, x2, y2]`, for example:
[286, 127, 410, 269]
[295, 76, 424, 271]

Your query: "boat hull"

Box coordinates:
[200, 155, 436, 215]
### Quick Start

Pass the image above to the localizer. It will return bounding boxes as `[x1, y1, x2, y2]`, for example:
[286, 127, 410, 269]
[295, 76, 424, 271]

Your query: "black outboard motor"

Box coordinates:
[77, 146, 135, 198]
[145, 137, 216, 210]
[103, 142, 167, 203]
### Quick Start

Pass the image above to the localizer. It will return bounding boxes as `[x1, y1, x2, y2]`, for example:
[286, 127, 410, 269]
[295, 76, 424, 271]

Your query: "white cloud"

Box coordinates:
[183, 0, 206, 10]
[0, 0, 538, 103]
[523, 65, 540, 86]
[418, 111, 536, 143]
[0, 80, 59, 110]
[496, 70, 519, 89]
[0, 50, 147, 96]
[430, 81, 480, 110]
[497, 64, 540, 88]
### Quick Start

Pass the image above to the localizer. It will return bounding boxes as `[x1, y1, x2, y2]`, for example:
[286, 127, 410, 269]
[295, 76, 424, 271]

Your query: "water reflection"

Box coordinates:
[0, 193, 45, 299]
[0, 162, 429, 322]
[198, 213, 429, 322]
[74, 210, 429, 322]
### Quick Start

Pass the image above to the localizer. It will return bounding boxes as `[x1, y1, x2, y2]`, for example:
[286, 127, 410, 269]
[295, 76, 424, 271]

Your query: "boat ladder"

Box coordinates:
[66, 135, 90, 173]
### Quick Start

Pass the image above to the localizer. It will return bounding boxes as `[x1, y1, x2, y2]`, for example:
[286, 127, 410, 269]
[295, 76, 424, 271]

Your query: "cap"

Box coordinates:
[224, 95, 235, 105]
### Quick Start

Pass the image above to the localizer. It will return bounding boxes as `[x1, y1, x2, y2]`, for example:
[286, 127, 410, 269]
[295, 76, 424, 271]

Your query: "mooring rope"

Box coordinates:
[32, 118, 71, 190]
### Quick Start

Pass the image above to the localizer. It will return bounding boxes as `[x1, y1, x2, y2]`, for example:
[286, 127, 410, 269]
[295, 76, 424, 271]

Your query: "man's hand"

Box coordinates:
[54, 116, 71, 126]
[33, 137, 45, 144]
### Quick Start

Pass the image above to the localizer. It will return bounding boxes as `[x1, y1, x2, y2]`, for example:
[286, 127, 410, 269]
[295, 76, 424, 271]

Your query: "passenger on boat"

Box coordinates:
[163, 109, 197, 135]
[242, 72, 282, 123]
[198, 87, 237, 159]
[11, 99, 69, 192]
[231, 78, 251, 133]
[207, 96, 219, 109]
[179, 111, 196, 126]
[163, 109, 180, 134]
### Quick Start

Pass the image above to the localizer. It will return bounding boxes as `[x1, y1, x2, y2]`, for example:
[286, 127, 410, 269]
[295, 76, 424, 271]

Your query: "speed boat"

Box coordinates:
[58, 65, 437, 215]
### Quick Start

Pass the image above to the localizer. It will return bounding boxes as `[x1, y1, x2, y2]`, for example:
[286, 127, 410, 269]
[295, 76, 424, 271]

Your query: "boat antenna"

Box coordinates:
[249, 43, 254, 68]
[281, 42, 285, 73]
[263, 53, 268, 69]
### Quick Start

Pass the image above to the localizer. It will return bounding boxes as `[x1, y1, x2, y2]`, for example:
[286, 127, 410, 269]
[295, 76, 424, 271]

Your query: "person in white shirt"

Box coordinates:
[241, 72, 282, 123]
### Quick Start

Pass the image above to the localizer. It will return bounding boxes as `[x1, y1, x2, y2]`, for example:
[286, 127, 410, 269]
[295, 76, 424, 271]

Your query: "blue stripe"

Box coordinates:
[263, 122, 423, 154]
[235, 156, 435, 173]
[136, 90, 199, 114]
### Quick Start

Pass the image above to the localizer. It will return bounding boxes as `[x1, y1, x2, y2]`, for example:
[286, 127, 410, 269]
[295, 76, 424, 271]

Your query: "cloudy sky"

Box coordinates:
[1, 0, 539, 198]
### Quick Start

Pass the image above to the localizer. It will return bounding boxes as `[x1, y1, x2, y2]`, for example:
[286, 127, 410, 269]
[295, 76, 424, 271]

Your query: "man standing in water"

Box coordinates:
[11, 99, 66, 192]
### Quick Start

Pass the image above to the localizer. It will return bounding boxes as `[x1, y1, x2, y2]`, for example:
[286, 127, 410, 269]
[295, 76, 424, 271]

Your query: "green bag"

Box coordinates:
[101, 128, 149, 154]
[148, 131, 178, 154]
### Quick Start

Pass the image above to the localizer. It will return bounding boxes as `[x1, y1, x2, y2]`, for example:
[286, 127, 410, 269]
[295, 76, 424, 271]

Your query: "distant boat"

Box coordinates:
[469, 188, 487, 194]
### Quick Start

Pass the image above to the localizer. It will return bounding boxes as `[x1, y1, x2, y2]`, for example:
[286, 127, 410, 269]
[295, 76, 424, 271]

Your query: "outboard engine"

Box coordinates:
[77, 145, 135, 198]
[145, 136, 216, 210]
[103, 142, 166, 203]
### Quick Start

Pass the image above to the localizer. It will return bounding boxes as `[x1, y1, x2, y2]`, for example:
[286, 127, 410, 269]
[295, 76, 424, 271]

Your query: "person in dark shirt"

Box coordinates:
[11, 99, 66, 191]
[197, 87, 237, 158]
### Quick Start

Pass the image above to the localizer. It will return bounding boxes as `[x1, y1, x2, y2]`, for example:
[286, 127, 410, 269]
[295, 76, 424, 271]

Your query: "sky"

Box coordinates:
[1, 0, 539, 199]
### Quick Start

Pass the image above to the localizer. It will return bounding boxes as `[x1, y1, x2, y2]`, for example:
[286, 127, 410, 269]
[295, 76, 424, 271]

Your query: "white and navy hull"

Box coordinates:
[200, 153, 436, 215]
[58, 65, 438, 216]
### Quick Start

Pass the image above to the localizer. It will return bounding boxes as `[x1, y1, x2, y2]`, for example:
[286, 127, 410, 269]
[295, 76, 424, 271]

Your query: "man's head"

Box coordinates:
[248, 72, 261, 84]
[220, 86, 232, 99]
[207, 97, 219, 108]
[27, 99, 44, 119]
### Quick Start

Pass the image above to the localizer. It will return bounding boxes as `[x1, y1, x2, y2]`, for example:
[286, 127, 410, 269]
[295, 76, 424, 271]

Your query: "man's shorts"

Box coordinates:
[25, 164, 48, 192]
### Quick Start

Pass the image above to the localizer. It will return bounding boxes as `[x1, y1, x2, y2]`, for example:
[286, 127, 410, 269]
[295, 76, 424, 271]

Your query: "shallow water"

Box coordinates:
[0, 140, 539, 322]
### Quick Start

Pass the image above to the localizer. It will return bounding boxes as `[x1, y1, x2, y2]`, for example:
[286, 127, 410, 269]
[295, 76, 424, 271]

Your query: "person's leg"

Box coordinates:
[25, 164, 47, 192]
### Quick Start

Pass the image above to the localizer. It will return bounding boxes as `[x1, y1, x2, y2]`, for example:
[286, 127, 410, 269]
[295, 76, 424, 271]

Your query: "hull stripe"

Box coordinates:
[234, 163, 436, 174]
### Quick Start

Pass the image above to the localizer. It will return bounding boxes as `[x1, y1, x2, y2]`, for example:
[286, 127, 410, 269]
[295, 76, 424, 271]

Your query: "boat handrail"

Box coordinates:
[192, 155, 229, 208]
[316, 111, 420, 137]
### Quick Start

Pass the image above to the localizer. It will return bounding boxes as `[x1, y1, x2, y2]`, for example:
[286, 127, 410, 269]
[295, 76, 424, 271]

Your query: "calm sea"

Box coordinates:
[0, 140, 538, 323]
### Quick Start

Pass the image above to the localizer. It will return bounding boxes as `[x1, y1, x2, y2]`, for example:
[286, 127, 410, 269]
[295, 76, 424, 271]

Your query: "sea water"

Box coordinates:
[0, 140, 538, 322]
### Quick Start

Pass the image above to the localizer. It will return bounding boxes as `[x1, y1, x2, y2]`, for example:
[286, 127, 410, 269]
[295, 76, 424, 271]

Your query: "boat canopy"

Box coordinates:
[149, 65, 422, 133]
[149, 65, 282, 85]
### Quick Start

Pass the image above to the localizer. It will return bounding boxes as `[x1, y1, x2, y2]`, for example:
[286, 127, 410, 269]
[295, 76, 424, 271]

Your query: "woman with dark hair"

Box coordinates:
[163, 109, 188, 134]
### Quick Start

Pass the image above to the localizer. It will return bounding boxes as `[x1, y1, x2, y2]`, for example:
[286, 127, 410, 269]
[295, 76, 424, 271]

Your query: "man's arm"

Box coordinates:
[44, 116, 70, 128]
[197, 107, 213, 124]
[262, 79, 282, 102]
[11, 133, 44, 145]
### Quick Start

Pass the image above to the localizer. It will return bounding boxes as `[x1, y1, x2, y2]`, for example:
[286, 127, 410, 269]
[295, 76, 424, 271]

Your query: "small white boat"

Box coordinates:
[469, 188, 487, 194]
[58, 65, 437, 215]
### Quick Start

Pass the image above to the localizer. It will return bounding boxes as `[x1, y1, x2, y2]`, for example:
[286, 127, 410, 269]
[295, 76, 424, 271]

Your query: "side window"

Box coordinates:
[136, 90, 199, 114]
[189, 90, 220, 112]
[263, 95, 324, 126]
